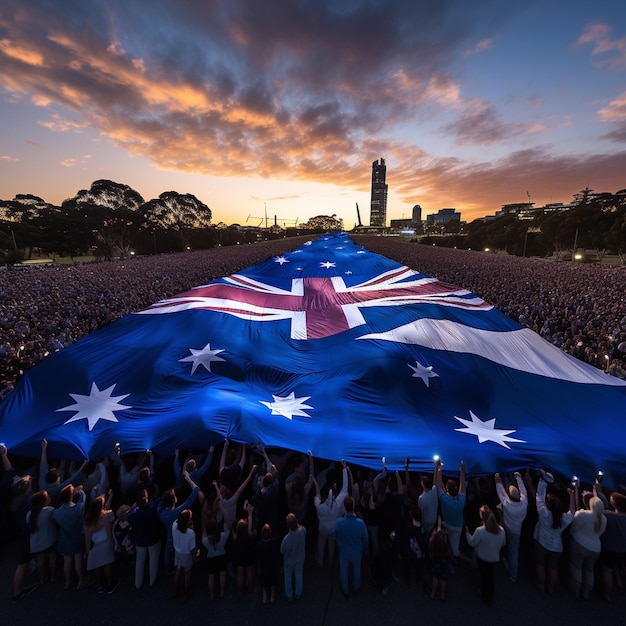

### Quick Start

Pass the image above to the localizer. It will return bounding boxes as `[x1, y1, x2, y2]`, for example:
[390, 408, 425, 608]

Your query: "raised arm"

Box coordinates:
[395, 470, 403, 494]
[459, 460, 466, 495]
[342, 461, 354, 491]
[339, 460, 349, 497]
[39, 439, 49, 490]
[104, 488, 114, 511]
[514, 471, 527, 501]
[173, 448, 182, 477]
[94, 461, 109, 498]
[231, 464, 258, 502]
[313, 477, 321, 500]
[219, 440, 230, 476]
[434, 457, 444, 491]
[568, 483, 577, 515]
[174, 471, 202, 512]
[259, 445, 277, 476]
[495, 472, 508, 504]
[195, 445, 215, 479]
[243, 499, 254, 534]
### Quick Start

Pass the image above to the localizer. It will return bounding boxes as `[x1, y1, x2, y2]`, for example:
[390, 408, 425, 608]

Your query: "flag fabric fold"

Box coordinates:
[1, 233, 625, 486]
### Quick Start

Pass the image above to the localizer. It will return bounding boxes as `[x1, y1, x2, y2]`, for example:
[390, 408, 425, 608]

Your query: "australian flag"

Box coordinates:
[1, 233, 625, 486]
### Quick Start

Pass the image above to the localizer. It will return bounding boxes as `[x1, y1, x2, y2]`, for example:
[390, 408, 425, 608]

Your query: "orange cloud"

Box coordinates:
[0, 38, 44, 65]
[577, 23, 626, 68]
[598, 92, 626, 122]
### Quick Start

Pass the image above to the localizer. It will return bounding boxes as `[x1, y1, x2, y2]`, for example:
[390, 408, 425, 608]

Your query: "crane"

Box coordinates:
[245, 207, 299, 229]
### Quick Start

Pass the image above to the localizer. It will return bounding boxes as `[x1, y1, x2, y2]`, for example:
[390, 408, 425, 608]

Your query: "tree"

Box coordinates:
[140, 192, 212, 252]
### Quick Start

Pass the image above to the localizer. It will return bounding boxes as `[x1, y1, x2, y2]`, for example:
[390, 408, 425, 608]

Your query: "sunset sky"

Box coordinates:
[1, 0, 626, 228]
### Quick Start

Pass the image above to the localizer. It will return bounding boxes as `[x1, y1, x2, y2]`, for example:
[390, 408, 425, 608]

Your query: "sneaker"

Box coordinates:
[11, 584, 37, 604]
[107, 580, 121, 595]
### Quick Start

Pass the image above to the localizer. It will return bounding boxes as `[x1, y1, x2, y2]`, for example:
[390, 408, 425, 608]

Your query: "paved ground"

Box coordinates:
[2, 537, 625, 626]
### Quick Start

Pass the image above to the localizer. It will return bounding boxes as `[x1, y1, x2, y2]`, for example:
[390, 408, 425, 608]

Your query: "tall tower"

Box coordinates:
[411, 204, 422, 225]
[369, 158, 388, 228]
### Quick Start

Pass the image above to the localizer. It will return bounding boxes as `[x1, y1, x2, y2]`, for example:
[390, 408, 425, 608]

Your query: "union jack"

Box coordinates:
[139, 265, 492, 340]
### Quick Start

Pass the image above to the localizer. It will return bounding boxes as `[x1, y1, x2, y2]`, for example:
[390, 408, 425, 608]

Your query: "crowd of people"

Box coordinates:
[1, 235, 626, 609]
[0, 239, 300, 397]
[1, 441, 625, 608]
[1, 236, 626, 397]
[360, 237, 626, 379]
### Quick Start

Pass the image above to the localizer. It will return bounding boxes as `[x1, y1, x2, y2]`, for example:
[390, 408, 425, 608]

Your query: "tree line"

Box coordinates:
[419, 188, 626, 263]
[0, 180, 265, 264]
[3, 182, 626, 265]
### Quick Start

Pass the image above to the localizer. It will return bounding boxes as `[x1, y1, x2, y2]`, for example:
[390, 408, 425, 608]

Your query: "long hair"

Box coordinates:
[589, 497, 604, 533]
[58, 484, 74, 505]
[480, 505, 500, 534]
[177, 509, 192, 533]
[85, 495, 104, 528]
[29, 490, 50, 533]
[546, 494, 563, 529]
[429, 527, 452, 560]
[235, 518, 249, 547]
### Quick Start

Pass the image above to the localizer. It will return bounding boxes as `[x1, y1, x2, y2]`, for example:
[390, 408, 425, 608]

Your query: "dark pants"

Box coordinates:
[477, 558, 496, 605]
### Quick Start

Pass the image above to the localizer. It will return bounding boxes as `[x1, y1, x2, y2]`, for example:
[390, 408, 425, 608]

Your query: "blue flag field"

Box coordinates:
[1, 233, 625, 485]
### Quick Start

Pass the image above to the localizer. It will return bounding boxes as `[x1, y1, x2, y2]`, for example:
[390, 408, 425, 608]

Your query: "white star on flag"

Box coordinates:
[454, 411, 525, 449]
[57, 382, 131, 431]
[179, 343, 225, 374]
[320, 261, 336, 269]
[408, 361, 439, 387]
[259, 392, 313, 420]
[274, 256, 289, 265]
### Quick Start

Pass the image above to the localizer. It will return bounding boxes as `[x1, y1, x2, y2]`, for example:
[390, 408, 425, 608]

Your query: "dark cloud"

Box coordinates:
[442, 102, 530, 145]
[600, 124, 626, 144]
[387, 146, 626, 219]
[1, 0, 622, 222]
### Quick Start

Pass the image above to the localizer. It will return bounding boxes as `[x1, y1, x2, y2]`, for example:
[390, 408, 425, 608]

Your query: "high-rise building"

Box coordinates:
[369, 158, 388, 228]
[411, 204, 422, 226]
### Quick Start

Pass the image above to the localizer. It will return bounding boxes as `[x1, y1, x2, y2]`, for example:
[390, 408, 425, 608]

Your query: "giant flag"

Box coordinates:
[1, 233, 625, 486]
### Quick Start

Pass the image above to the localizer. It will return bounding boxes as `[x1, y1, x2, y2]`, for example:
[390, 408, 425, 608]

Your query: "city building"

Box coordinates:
[412, 204, 422, 225]
[425, 208, 461, 226]
[369, 158, 388, 228]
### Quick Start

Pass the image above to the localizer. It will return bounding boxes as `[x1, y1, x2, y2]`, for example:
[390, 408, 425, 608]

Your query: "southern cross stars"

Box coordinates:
[259, 392, 313, 420]
[57, 382, 131, 431]
[180, 343, 225, 374]
[408, 361, 439, 387]
[454, 411, 525, 449]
